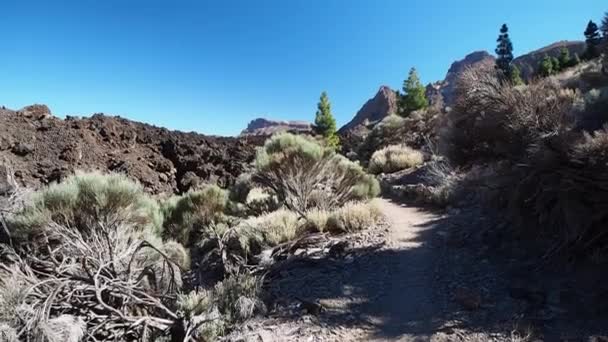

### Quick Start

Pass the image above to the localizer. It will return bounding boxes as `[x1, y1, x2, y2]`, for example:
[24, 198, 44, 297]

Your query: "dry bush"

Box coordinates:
[440, 64, 578, 165]
[573, 87, 608, 131]
[176, 273, 264, 341]
[326, 201, 384, 233]
[0, 173, 205, 340]
[253, 133, 379, 214]
[504, 128, 608, 255]
[161, 184, 228, 246]
[413, 158, 464, 207]
[369, 144, 424, 174]
[0, 223, 188, 340]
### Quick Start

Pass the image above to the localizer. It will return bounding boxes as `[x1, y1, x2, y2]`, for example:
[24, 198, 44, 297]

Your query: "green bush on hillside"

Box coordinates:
[162, 184, 229, 246]
[253, 133, 379, 213]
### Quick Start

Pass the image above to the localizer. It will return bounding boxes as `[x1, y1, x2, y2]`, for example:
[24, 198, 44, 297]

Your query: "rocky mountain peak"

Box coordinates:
[338, 86, 398, 134]
[440, 51, 496, 106]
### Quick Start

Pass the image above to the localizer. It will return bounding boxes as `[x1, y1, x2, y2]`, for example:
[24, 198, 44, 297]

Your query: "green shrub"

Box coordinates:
[253, 133, 379, 213]
[8, 172, 163, 242]
[327, 201, 384, 233]
[239, 209, 302, 246]
[244, 187, 280, 216]
[369, 144, 424, 174]
[162, 184, 228, 246]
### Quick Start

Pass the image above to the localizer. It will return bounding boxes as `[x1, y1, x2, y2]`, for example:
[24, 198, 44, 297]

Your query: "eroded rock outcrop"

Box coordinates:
[338, 86, 398, 134]
[241, 118, 312, 136]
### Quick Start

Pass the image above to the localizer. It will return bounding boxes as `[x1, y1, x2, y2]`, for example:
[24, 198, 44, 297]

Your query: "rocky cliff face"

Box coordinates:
[0, 106, 265, 194]
[426, 42, 586, 108]
[241, 118, 312, 136]
[338, 86, 398, 134]
[439, 51, 496, 107]
[513, 40, 586, 80]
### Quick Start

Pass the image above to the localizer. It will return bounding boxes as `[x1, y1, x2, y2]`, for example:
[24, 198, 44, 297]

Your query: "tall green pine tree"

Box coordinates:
[538, 54, 555, 77]
[495, 24, 514, 76]
[399, 68, 428, 116]
[558, 47, 571, 69]
[584, 20, 601, 59]
[314, 92, 340, 148]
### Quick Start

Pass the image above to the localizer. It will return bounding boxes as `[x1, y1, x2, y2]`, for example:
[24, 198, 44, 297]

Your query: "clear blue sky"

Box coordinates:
[1, 1, 606, 136]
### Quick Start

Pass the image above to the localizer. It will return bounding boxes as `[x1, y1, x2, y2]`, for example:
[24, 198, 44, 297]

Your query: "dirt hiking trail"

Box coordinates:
[238, 198, 451, 341]
[361, 198, 443, 341]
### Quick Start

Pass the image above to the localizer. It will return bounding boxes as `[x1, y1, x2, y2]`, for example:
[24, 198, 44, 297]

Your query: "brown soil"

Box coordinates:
[0, 105, 266, 193]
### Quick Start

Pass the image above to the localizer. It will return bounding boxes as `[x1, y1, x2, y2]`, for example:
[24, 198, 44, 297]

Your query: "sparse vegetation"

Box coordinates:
[369, 144, 424, 174]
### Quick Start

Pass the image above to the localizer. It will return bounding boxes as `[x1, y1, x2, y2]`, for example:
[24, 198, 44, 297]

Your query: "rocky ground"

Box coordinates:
[0, 105, 266, 194]
[226, 197, 608, 341]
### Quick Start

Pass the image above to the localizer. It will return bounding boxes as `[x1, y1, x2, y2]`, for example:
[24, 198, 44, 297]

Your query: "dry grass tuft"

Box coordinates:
[326, 200, 384, 233]
[369, 144, 424, 174]
[239, 209, 302, 246]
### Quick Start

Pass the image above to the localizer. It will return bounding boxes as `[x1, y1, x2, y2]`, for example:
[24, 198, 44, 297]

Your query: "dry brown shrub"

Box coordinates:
[440, 64, 578, 165]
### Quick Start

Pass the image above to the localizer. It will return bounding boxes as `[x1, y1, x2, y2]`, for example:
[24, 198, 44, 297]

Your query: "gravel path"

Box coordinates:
[362, 198, 442, 341]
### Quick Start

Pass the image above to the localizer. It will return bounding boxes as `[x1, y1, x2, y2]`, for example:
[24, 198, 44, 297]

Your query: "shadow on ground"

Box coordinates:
[264, 198, 608, 340]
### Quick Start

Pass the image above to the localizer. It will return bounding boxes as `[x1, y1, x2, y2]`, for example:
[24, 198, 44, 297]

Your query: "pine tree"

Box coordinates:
[551, 56, 561, 73]
[584, 20, 601, 59]
[538, 54, 554, 77]
[601, 12, 608, 38]
[495, 24, 514, 76]
[399, 68, 428, 116]
[510, 65, 524, 85]
[558, 47, 571, 69]
[314, 91, 340, 148]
